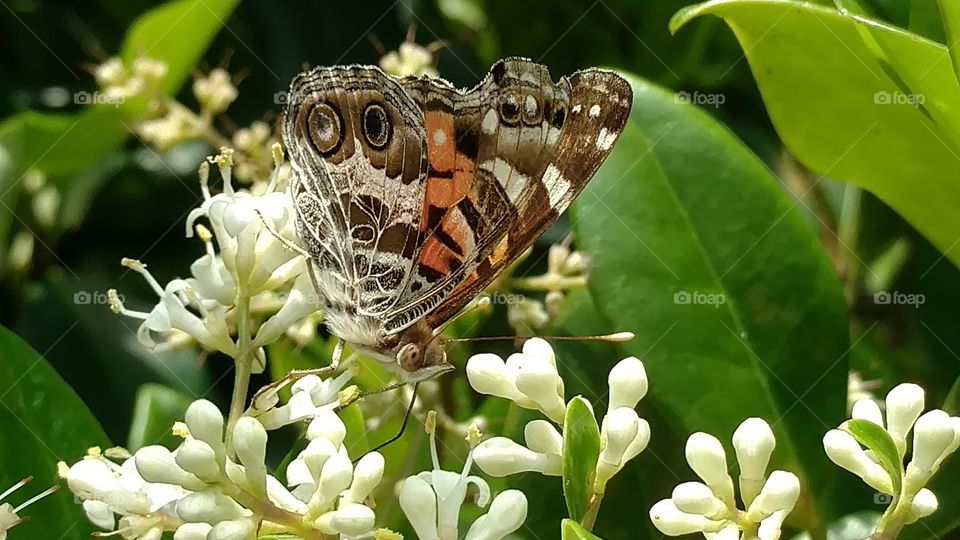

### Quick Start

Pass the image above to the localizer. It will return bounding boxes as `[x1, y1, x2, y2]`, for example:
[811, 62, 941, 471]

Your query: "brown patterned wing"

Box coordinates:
[422, 63, 632, 327]
[381, 58, 632, 331]
[282, 66, 429, 318]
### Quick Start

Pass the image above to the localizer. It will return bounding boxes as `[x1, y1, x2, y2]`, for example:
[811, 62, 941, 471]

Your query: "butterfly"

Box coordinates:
[281, 57, 632, 383]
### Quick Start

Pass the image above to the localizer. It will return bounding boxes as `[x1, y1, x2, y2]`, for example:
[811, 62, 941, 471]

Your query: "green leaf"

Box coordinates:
[340, 403, 370, 459]
[127, 383, 193, 451]
[671, 0, 960, 269]
[562, 396, 601, 522]
[0, 325, 109, 539]
[937, 0, 960, 86]
[572, 74, 850, 531]
[842, 419, 903, 495]
[562, 518, 605, 540]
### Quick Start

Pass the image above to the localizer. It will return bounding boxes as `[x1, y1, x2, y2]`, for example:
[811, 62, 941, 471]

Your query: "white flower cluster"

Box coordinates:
[465, 339, 649, 492]
[62, 400, 389, 539]
[503, 245, 590, 336]
[110, 148, 322, 361]
[650, 418, 799, 540]
[823, 383, 960, 526]
[379, 41, 439, 78]
[398, 413, 527, 540]
[94, 57, 168, 103]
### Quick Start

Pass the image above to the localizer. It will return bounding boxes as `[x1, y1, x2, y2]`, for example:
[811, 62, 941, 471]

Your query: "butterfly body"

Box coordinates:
[282, 58, 631, 382]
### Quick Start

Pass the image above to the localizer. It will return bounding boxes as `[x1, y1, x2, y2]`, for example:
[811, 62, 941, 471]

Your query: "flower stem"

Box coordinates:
[225, 288, 253, 456]
[580, 491, 604, 532]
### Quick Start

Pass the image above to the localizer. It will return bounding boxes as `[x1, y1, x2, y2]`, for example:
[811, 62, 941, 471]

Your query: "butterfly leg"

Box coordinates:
[254, 209, 312, 259]
[249, 337, 347, 410]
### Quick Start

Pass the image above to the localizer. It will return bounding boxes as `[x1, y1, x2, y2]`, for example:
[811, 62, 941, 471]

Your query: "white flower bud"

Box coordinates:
[174, 523, 213, 540]
[82, 500, 115, 530]
[233, 417, 268, 496]
[464, 489, 528, 540]
[649, 499, 720, 536]
[185, 400, 226, 458]
[134, 446, 206, 490]
[466, 353, 524, 401]
[733, 418, 775, 506]
[933, 417, 960, 472]
[312, 453, 353, 510]
[398, 475, 439, 540]
[175, 491, 246, 524]
[600, 408, 639, 466]
[885, 383, 925, 456]
[207, 518, 256, 540]
[909, 410, 955, 476]
[671, 482, 726, 517]
[745, 471, 799, 521]
[473, 437, 561, 477]
[685, 433, 735, 505]
[193, 68, 238, 115]
[523, 420, 563, 456]
[317, 503, 376, 536]
[522, 337, 557, 368]
[851, 399, 884, 427]
[757, 509, 788, 540]
[175, 439, 220, 482]
[306, 409, 347, 447]
[822, 429, 893, 493]
[347, 452, 384, 503]
[607, 357, 647, 410]
[715, 523, 741, 540]
[906, 488, 938, 523]
[514, 358, 566, 423]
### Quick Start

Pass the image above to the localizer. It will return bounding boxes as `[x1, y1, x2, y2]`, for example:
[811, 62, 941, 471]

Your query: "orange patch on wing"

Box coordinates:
[425, 111, 455, 174]
[490, 234, 509, 265]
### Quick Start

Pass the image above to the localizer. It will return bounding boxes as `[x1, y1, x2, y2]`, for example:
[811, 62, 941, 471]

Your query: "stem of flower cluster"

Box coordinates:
[581, 491, 604, 532]
[226, 483, 331, 540]
[226, 289, 253, 456]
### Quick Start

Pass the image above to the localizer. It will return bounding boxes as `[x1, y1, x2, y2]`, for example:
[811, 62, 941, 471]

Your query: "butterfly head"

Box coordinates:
[382, 319, 454, 383]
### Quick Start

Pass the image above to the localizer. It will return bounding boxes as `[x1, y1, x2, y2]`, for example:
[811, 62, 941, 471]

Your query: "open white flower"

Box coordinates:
[651, 418, 799, 540]
[398, 413, 527, 540]
[824, 383, 960, 534]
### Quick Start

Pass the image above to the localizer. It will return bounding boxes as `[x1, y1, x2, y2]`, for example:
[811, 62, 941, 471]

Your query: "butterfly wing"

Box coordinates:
[282, 66, 429, 335]
[386, 58, 632, 330]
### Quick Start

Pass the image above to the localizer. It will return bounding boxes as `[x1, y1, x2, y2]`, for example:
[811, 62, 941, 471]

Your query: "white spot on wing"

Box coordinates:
[543, 163, 572, 208]
[433, 129, 446, 146]
[525, 95, 538, 118]
[572, 104, 582, 114]
[482, 109, 498, 135]
[596, 127, 617, 151]
[589, 104, 601, 118]
[481, 158, 529, 204]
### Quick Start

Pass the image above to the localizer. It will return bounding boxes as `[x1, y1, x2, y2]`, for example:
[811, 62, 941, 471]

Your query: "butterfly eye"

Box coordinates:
[499, 92, 522, 125]
[363, 103, 392, 150]
[307, 102, 343, 156]
[397, 343, 423, 372]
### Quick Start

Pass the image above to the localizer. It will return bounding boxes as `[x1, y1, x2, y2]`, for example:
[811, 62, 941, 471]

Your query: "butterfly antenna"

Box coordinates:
[445, 331, 635, 344]
[358, 382, 419, 461]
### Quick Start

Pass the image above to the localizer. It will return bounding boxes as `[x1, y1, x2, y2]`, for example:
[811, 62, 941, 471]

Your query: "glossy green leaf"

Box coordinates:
[340, 403, 370, 459]
[127, 383, 193, 451]
[572, 74, 849, 531]
[562, 518, 605, 540]
[671, 0, 960, 268]
[938, 0, 960, 85]
[562, 396, 601, 522]
[842, 419, 903, 495]
[0, 325, 109, 539]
